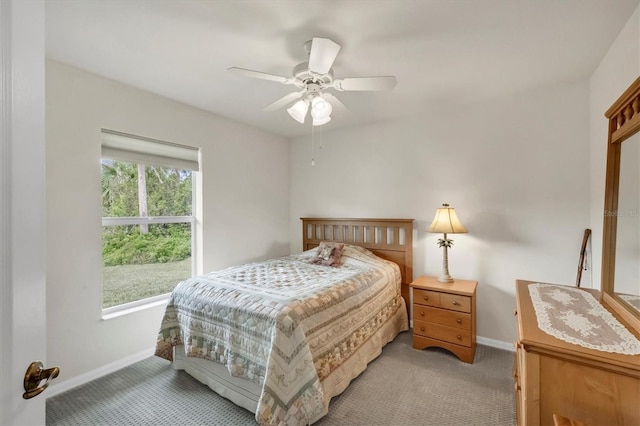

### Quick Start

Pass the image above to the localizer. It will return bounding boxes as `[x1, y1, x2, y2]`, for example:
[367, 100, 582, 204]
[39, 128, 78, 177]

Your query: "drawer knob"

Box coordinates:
[419, 311, 425, 317]
[457, 335, 462, 340]
[452, 301, 460, 306]
[456, 318, 462, 324]
[420, 326, 425, 332]
[423, 296, 429, 301]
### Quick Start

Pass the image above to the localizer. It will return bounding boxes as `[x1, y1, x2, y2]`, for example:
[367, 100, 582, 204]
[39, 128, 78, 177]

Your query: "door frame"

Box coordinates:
[0, 1, 47, 425]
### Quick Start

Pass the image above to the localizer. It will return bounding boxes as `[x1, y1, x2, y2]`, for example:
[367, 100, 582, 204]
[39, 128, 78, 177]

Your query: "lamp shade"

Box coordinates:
[427, 204, 468, 234]
[287, 100, 309, 123]
[312, 116, 331, 126]
[311, 96, 332, 120]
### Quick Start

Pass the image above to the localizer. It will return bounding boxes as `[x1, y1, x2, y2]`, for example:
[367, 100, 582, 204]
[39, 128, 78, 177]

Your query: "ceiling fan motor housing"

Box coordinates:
[292, 62, 334, 88]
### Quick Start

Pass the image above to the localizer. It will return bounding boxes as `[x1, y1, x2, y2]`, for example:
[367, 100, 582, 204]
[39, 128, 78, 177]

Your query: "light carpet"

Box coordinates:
[47, 332, 515, 425]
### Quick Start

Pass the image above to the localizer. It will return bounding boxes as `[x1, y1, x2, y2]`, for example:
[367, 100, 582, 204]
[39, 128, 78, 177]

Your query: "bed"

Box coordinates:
[155, 218, 414, 425]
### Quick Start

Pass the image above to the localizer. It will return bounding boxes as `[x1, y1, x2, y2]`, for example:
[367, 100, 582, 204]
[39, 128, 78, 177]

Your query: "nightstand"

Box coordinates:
[410, 275, 477, 363]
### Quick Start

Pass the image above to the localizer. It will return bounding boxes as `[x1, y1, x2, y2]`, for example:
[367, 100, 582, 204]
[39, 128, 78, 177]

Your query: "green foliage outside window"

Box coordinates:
[102, 224, 191, 266]
[101, 160, 192, 217]
[101, 160, 193, 266]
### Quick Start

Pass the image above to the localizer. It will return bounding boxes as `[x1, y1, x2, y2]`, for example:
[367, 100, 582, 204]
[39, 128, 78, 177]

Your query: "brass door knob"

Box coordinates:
[23, 361, 59, 399]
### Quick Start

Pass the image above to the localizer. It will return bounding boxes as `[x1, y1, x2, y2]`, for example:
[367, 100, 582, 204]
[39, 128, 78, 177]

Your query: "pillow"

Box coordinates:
[309, 241, 345, 267]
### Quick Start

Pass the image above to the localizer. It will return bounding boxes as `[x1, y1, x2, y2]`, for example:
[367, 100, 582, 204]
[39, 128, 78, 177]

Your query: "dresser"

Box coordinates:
[410, 275, 477, 363]
[514, 280, 640, 425]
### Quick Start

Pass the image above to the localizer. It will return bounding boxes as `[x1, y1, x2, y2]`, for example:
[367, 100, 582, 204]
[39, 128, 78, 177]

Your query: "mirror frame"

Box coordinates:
[602, 75, 640, 334]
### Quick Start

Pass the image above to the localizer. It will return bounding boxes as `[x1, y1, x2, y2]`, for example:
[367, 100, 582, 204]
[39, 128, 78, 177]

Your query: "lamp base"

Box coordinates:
[438, 240, 454, 283]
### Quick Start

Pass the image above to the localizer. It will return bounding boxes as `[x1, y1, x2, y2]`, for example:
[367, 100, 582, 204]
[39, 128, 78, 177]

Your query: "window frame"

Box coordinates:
[100, 131, 199, 318]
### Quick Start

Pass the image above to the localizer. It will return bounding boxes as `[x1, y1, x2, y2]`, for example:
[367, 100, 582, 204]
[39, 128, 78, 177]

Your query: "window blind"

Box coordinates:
[101, 129, 199, 171]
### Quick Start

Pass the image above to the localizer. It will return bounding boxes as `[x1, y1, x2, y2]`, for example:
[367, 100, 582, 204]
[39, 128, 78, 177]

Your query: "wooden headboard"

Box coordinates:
[301, 218, 414, 310]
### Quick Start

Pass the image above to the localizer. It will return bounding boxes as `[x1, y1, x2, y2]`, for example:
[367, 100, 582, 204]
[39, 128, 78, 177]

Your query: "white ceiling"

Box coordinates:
[45, 0, 639, 139]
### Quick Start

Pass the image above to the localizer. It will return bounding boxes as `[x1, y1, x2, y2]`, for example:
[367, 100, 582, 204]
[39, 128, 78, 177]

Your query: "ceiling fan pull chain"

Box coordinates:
[311, 124, 315, 167]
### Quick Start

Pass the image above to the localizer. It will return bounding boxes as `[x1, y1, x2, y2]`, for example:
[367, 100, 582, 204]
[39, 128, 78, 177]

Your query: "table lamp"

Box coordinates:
[427, 203, 468, 283]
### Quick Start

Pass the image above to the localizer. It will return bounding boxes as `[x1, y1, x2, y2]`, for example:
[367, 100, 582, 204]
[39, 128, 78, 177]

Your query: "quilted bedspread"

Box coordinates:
[155, 245, 403, 425]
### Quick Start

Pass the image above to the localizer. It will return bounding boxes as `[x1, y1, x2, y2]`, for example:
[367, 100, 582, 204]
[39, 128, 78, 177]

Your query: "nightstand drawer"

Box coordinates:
[414, 320, 471, 347]
[413, 288, 441, 307]
[440, 293, 471, 313]
[413, 305, 471, 329]
[410, 276, 477, 363]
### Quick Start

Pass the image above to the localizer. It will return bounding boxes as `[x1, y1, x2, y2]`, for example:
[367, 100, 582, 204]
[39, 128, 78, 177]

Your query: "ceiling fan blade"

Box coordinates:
[228, 67, 293, 84]
[333, 76, 397, 91]
[323, 93, 349, 114]
[263, 91, 304, 111]
[308, 38, 341, 75]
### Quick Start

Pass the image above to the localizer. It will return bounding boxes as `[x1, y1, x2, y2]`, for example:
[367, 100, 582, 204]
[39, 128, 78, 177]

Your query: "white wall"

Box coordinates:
[46, 60, 290, 387]
[589, 6, 640, 294]
[290, 80, 590, 344]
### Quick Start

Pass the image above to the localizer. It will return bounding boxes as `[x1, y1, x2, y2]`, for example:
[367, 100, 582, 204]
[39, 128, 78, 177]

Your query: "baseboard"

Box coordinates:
[476, 336, 514, 352]
[46, 347, 156, 399]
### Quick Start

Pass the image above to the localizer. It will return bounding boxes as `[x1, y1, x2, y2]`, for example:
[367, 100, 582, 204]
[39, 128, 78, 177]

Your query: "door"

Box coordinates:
[0, 1, 48, 425]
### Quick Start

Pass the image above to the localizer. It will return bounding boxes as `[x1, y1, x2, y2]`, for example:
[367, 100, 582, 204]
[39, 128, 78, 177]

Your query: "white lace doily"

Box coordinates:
[529, 283, 640, 355]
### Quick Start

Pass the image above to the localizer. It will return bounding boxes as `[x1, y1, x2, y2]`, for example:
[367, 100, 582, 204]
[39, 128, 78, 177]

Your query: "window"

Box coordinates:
[101, 130, 199, 315]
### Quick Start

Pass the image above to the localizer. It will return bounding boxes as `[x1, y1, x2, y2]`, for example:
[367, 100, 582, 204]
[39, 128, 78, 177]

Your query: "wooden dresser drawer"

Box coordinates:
[414, 319, 472, 347]
[440, 293, 471, 313]
[413, 288, 441, 307]
[413, 305, 471, 329]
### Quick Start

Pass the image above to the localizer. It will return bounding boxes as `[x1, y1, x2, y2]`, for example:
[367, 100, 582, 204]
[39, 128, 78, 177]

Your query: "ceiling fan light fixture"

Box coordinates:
[311, 95, 330, 111]
[287, 99, 309, 123]
[311, 96, 332, 120]
[313, 116, 331, 126]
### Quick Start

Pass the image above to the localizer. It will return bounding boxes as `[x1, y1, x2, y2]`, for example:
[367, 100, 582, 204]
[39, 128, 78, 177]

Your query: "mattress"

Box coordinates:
[156, 244, 408, 425]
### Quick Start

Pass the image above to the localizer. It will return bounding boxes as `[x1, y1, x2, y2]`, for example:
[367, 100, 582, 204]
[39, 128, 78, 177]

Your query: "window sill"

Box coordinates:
[101, 295, 169, 320]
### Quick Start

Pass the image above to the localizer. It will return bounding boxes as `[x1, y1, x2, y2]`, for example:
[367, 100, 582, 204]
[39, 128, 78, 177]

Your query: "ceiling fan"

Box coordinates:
[228, 37, 397, 126]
